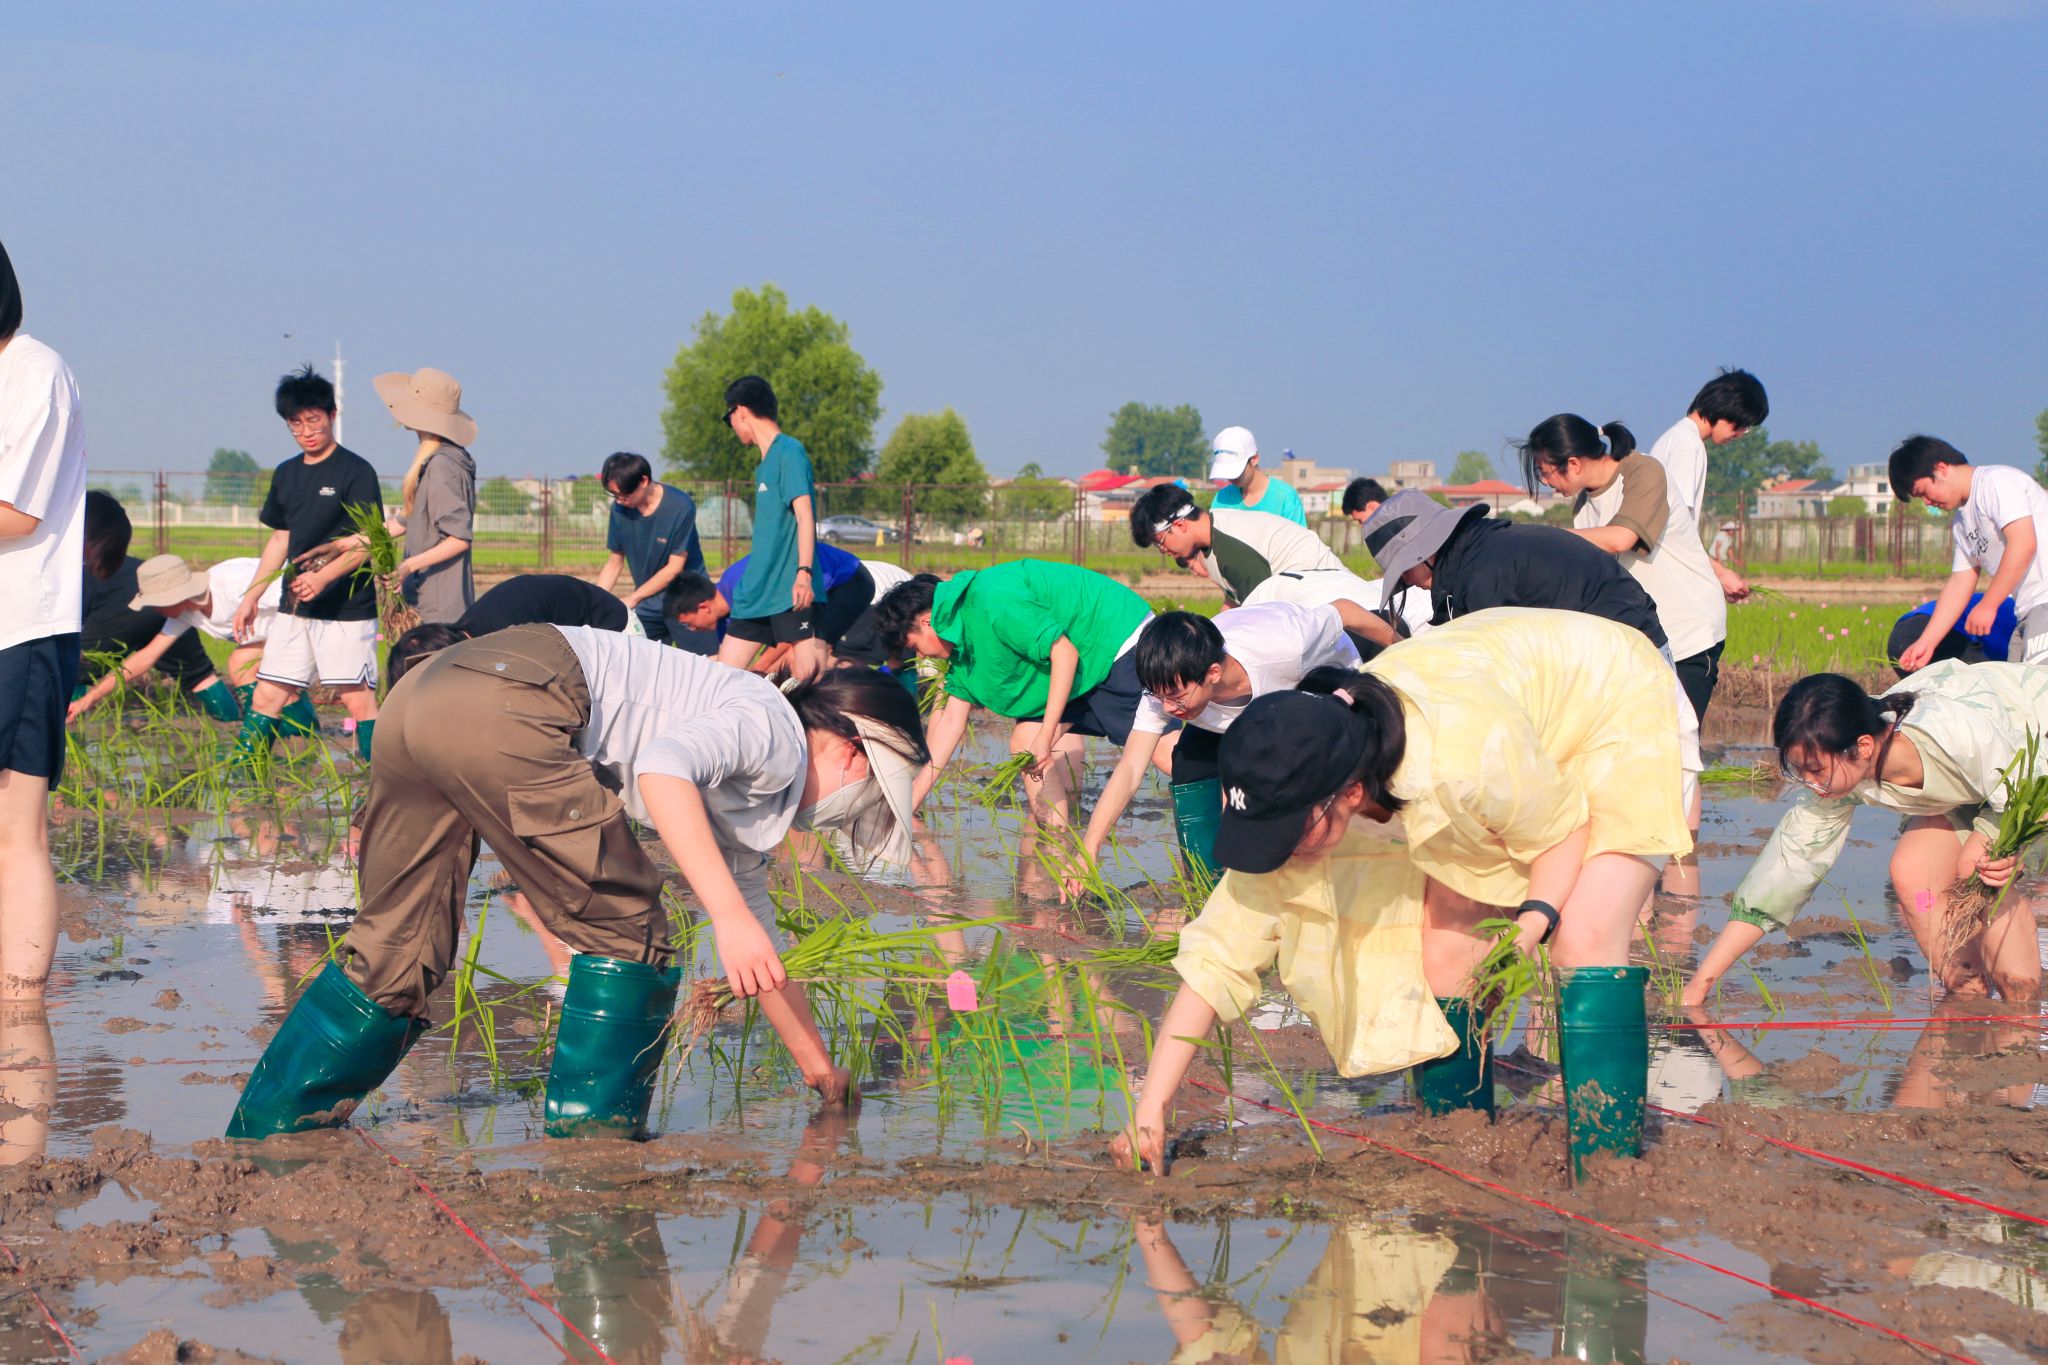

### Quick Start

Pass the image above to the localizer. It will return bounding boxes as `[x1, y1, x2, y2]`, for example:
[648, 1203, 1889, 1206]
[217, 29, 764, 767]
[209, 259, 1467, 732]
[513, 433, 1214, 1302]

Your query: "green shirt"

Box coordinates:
[731, 433, 814, 619]
[930, 560, 1152, 718]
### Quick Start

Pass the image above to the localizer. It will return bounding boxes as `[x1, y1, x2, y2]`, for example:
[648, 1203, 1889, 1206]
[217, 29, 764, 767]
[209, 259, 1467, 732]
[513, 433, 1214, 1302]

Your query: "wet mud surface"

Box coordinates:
[3, 721, 2045, 1361]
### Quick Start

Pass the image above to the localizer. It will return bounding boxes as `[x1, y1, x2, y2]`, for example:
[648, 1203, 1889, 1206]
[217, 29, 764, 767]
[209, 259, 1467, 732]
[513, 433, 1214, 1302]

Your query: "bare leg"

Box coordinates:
[1979, 896, 2040, 1001]
[1420, 878, 1499, 998]
[335, 681, 379, 724]
[1660, 783, 1703, 898]
[0, 770, 58, 999]
[1010, 720, 1085, 826]
[249, 677, 299, 720]
[227, 644, 266, 687]
[1550, 853, 1660, 971]
[714, 634, 762, 670]
[1891, 818, 1987, 995]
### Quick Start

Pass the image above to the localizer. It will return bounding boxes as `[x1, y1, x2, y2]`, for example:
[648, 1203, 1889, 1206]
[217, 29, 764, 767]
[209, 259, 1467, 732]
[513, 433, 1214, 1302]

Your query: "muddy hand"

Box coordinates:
[1110, 1117, 1167, 1173]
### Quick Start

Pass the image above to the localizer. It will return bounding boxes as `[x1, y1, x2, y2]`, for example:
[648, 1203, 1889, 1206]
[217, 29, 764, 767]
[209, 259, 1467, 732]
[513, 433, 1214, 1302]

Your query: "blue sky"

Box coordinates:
[7, 1, 2045, 484]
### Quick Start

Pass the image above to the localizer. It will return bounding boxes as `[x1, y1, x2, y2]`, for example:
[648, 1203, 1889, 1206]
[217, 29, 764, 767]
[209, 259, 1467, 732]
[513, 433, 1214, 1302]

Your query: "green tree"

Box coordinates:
[1102, 402, 1206, 480]
[1702, 428, 1833, 516]
[879, 408, 987, 525]
[660, 284, 883, 485]
[999, 461, 1073, 523]
[204, 447, 264, 507]
[1826, 494, 1869, 519]
[2034, 408, 2048, 483]
[554, 476, 610, 514]
[1449, 450, 1495, 485]
[478, 476, 531, 516]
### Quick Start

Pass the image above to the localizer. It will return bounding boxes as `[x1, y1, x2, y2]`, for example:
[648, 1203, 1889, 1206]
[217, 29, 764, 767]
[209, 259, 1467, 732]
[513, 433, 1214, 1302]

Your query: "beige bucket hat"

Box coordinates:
[129, 554, 211, 611]
[372, 367, 476, 446]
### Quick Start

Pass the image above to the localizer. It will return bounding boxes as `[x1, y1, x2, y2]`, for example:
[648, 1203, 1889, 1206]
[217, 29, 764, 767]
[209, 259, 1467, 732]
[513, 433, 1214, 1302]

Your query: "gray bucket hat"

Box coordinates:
[1360, 490, 1487, 586]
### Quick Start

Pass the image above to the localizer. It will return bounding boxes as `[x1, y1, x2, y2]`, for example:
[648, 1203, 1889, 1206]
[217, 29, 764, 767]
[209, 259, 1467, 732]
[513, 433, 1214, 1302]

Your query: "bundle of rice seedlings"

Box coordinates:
[1463, 916, 1546, 1042]
[341, 501, 421, 636]
[1936, 729, 2048, 977]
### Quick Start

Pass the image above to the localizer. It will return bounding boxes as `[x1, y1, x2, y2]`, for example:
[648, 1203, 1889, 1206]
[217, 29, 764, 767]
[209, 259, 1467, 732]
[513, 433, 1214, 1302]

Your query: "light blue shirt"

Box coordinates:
[1212, 477, 1307, 526]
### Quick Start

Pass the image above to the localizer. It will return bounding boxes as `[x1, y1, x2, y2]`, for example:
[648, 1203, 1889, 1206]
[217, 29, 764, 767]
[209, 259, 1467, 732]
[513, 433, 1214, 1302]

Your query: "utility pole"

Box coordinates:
[333, 340, 346, 444]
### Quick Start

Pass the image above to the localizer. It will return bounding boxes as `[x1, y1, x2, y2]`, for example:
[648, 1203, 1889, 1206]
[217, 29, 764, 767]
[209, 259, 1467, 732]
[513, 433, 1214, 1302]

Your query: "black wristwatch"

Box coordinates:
[1516, 898, 1560, 945]
[795, 565, 813, 575]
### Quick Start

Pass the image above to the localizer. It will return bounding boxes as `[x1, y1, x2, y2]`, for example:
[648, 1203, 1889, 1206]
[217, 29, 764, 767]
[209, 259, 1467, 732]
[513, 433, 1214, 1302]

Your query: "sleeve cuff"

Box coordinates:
[1611, 514, 1658, 553]
[1728, 903, 1780, 931]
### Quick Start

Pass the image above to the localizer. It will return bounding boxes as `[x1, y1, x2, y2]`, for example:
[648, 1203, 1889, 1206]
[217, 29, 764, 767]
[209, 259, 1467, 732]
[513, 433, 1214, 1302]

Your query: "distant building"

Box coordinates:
[1837, 463, 1894, 517]
[1754, 477, 1843, 518]
[1430, 479, 1527, 513]
[1298, 481, 1349, 517]
[1382, 459, 1437, 492]
[1274, 455, 1354, 490]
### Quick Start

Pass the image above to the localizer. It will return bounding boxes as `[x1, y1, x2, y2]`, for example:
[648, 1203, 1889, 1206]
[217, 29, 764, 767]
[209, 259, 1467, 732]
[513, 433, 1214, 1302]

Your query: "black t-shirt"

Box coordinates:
[456, 574, 629, 637]
[1431, 516, 1668, 649]
[260, 445, 383, 621]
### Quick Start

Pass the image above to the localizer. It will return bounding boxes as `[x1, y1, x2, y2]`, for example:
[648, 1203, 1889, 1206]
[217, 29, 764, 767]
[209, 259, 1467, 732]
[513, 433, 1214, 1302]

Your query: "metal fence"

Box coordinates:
[87, 470, 1954, 585]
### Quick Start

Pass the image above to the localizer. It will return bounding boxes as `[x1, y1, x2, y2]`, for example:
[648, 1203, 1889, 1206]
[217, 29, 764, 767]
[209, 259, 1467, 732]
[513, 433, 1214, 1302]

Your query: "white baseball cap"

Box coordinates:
[1208, 426, 1258, 482]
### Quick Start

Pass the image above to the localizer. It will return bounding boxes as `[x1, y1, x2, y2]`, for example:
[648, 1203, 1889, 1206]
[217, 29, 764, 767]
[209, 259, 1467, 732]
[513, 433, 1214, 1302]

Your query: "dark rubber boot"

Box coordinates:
[354, 717, 376, 763]
[1559, 966, 1649, 1182]
[233, 683, 255, 718]
[230, 711, 280, 766]
[194, 680, 243, 723]
[279, 694, 321, 736]
[227, 961, 425, 1139]
[1412, 996, 1495, 1116]
[544, 955, 682, 1139]
[1170, 778, 1221, 888]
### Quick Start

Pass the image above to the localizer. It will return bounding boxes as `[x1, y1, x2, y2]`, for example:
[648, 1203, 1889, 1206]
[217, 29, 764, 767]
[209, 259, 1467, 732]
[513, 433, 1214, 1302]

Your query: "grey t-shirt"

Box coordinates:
[552, 625, 805, 932]
[400, 443, 477, 624]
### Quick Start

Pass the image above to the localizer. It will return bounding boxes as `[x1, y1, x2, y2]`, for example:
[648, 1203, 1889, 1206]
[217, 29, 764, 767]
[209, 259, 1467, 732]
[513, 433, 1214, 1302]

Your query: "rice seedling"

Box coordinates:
[1722, 598, 1905, 678]
[1463, 917, 1546, 1044]
[341, 501, 422, 636]
[1936, 729, 2048, 979]
[1699, 760, 1777, 787]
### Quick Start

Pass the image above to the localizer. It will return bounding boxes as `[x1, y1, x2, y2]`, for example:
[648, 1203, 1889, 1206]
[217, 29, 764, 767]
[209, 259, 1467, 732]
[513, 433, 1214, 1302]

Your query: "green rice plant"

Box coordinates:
[1722, 598, 1906, 677]
[1463, 917, 1546, 1044]
[1699, 760, 1776, 786]
[1934, 728, 2048, 979]
[341, 501, 421, 636]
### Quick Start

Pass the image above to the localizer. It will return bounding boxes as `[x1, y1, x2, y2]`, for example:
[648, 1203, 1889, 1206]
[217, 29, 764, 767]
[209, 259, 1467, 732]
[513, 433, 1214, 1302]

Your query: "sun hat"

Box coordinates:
[372, 368, 476, 446]
[1359, 490, 1487, 587]
[1208, 426, 1258, 483]
[1213, 691, 1370, 875]
[129, 554, 212, 611]
[839, 712, 923, 866]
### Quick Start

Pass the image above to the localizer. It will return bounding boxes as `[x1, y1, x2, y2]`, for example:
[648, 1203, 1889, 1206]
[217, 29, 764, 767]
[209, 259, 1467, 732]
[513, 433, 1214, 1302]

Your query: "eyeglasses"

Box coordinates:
[1785, 752, 1844, 795]
[285, 414, 330, 432]
[721, 405, 738, 425]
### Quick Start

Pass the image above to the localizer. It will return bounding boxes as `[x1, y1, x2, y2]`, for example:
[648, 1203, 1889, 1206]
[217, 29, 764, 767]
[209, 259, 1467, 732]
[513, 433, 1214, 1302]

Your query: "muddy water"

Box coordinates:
[2, 727, 2045, 1361]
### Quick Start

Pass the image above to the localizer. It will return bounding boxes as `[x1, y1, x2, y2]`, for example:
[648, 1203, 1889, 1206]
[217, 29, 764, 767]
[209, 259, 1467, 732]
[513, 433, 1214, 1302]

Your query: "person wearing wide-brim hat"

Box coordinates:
[1111, 608, 1690, 1183]
[373, 367, 476, 625]
[228, 625, 929, 1142]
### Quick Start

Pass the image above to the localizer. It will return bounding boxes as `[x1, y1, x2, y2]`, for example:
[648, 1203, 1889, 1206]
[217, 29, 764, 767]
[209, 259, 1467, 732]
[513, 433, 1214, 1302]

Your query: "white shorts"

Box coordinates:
[258, 615, 378, 689]
[2011, 607, 2048, 665]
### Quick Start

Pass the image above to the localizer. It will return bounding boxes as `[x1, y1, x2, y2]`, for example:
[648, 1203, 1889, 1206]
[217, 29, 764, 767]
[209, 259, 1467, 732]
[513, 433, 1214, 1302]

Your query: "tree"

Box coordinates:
[478, 476, 531, 517]
[1449, 450, 1495, 485]
[204, 447, 264, 507]
[877, 408, 989, 526]
[1102, 402, 1206, 480]
[2034, 408, 2048, 484]
[660, 284, 883, 485]
[1702, 428, 1833, 516]
[1000, 461, 1073, 523]
[1826, 494, 1869, 519]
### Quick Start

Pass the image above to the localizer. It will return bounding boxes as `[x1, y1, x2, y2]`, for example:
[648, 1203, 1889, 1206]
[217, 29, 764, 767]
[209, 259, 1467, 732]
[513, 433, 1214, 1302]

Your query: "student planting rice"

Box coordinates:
[1890, 435, 2048, 668]
[1070, 603, 1361, 888]
[715, 376, 827, 676]
[1685, 662, 2047, 1005]
[665, 542, 912, 676]
[875, 561, 1153, 826]
[383, 572, 634, 690]
[227, 625, 926, 1139]
[1646, 367, 1768, 605]
[1111, 608, 1689, 1181]
[1886, 593, 2019, 675]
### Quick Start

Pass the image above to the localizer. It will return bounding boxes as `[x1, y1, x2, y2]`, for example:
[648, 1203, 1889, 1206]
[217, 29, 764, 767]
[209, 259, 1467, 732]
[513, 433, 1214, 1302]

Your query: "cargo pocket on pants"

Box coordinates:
[505, 766, 623, 919]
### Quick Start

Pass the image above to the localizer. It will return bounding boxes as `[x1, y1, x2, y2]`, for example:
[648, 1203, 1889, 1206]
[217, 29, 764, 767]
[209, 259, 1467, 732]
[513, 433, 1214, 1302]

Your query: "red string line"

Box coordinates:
[1185, 1077, 1980, 1364]
[349, 1126, 619, 1365]
[0, 1240, 83, 1361]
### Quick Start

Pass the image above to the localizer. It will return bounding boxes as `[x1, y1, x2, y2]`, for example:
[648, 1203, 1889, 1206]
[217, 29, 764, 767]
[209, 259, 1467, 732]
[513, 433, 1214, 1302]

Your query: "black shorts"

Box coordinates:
[1673, 641, 1725, 728]
[730, 568, 875, 648]
[0, 633, 82, 782]
[1170, 724, 1222, 785]
[1057, 648, 1146, 746]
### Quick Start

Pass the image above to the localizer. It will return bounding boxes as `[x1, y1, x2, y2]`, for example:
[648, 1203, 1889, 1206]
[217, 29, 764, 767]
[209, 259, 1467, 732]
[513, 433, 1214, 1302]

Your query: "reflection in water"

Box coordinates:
[0, 1001, 53, 1165]
[549, 1210, 676, 1364]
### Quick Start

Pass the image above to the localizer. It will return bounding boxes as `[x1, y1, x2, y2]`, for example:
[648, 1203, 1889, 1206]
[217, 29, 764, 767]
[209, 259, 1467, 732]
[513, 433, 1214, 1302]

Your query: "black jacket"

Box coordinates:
[1421, 516, 1668, 650]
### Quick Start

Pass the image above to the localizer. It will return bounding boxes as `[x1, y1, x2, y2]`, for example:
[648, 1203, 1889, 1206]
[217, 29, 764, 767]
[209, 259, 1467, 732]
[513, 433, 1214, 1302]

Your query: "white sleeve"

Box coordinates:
[0, 366, 77, 519]
[639, 702, 789, 792]
[1130, 691, 1171, 735]
[1952, 515, 1975, 574]
[1302, 603, 1361, 669]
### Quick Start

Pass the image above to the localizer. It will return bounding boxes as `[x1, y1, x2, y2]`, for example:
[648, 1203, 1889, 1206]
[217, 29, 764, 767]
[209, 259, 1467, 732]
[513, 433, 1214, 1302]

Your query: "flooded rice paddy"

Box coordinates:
[2, 707, 2045, 1362]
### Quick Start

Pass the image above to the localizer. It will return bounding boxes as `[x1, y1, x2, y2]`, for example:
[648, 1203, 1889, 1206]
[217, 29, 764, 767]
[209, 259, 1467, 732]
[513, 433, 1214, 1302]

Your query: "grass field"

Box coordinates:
[1723, 596, 1908, 675]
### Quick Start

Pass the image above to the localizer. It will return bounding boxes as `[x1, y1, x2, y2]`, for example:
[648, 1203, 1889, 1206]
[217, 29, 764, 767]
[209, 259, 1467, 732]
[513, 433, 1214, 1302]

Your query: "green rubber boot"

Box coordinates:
[1559, 966, 1649, 1181]
[226, 961, 425, 1139]
[230, 711, 280, 766]
[1412, 997, 1495, 1117]
[279, 694, 321, 736]
[233, 683, 255, 718]
[543, 955, 682, 1139]
[1557, 1231, 1650, 1363]
[193, 680, 243, 723]
[354, 717, 376, 763]
[1170, 778, 1221, 888]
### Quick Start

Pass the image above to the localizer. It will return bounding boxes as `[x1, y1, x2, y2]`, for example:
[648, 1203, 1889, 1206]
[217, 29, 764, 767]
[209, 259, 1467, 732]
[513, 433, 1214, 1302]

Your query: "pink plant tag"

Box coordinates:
[946, 971, 980, 1012]
[341, 718, 357, 735]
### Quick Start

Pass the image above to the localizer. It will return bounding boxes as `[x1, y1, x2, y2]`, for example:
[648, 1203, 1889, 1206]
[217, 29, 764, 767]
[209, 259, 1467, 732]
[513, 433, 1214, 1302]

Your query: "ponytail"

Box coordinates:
[399, 434, 444, 518]
[1295, 666, 1407, 813]
[1773, 673, 1915, 773]
[1517, 413, 1638, 495]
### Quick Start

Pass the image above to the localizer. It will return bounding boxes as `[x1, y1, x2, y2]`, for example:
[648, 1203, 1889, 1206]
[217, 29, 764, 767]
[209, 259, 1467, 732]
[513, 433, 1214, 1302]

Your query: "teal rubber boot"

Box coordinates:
[1170, 778, 1221, 889]
[1557, 1231, 1650, 1363]
[279, 694, 321, 736]
[230, 711, 280, 766]
[354, 718, 376, 763]
[193, 680, 243, 723]
[1412, 997, 1495, 1117]
[233, 683, 256, 718]
[1559, 966, 1649, 1181]
[544, 955, 682, 1139]
[227, 961, 425, 1139]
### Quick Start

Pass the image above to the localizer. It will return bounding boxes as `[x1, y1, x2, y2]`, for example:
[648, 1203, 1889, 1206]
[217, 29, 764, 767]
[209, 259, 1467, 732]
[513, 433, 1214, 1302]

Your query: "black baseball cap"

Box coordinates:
[1214, 692, 1369, 875]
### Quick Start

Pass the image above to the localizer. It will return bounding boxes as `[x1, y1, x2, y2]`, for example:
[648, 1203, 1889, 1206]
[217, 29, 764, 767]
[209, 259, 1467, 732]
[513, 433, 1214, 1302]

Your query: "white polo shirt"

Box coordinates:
[1133, 602, 1361, 735]
[161, 558, 281, 644]
[1647, 416, 1708, 522]
[1953, 465, 2048, 618]
[0, 334, 87, 649]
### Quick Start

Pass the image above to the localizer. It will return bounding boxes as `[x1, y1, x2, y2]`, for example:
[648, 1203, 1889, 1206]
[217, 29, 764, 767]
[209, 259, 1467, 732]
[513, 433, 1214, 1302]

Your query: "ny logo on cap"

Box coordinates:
[1227, 786, 1247, 811]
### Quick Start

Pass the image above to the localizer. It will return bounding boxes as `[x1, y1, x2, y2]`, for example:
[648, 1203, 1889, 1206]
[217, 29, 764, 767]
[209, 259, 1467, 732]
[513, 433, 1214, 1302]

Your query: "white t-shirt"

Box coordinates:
[162, 557, 280, 644]
[0, 334, 87, 649]
[1647, 415, 1708, 525]
[1243, 567, 1435, 638]
[861, 558, 912, 598]
[1953, 465, 2048, 618]
[1573, 452, 1727, 660]
[1133, 602, 1361, 735]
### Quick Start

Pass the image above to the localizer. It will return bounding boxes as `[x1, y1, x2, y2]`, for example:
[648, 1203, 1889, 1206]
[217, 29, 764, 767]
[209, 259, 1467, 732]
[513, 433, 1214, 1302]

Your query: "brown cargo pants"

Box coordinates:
[344, 625, 671, 1018]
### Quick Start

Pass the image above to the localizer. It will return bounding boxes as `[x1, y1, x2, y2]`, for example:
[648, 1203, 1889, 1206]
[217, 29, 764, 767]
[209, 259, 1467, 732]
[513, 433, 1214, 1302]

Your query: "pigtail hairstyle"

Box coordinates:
[1772, 673, 1915, 777]
[1295, 665, 1408, 814]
